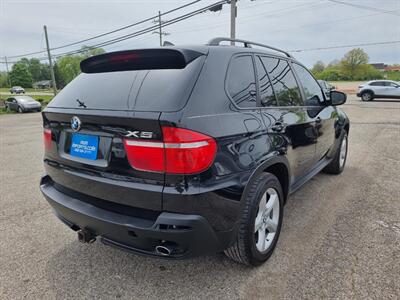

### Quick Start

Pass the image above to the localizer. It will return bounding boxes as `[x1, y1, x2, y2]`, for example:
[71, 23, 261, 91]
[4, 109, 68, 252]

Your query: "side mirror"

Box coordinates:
[330, 91, 346, 106]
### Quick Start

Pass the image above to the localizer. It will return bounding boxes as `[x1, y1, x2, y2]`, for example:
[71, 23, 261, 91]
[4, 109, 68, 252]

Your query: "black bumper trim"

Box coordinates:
[40, 177, 223, 258]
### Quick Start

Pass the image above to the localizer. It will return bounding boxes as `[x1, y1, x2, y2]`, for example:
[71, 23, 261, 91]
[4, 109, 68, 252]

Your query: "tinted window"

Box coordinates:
[370, 81, 384, 86]
[293, 63, 325, 106]
[389, 82, 399, 87]
[48, 56, 204, 112]
[255, 56, 277, 106]
[227, 55, 257, 108]
[261, 56, 302, 106]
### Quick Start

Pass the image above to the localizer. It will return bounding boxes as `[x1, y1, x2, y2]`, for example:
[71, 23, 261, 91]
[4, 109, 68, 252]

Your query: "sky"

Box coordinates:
[0, 0, 399, 71]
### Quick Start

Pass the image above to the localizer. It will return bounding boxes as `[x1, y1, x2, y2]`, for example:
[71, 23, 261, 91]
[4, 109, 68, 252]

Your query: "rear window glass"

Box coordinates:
[226, 55, 257, 108]
[48, 56, 205, 112]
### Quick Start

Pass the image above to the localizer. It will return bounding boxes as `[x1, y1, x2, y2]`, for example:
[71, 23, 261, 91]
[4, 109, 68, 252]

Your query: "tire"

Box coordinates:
[323, 132, 348, 174]
[224, 173, 284, 266]
[361, 91, 373, 101]
[18, 106, 23, 113]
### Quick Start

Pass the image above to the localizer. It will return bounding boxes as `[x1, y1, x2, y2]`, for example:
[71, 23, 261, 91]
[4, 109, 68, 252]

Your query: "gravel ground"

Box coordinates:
[0, 95, 399, 299]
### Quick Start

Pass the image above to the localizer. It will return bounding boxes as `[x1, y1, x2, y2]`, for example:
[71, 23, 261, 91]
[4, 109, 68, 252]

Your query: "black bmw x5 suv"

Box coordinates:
[40, 38, 349, 266]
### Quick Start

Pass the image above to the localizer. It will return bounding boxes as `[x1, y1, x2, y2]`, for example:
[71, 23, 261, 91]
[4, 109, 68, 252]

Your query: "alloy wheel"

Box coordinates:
[339, 135, 347, 168]
[254, 188, 280, 253]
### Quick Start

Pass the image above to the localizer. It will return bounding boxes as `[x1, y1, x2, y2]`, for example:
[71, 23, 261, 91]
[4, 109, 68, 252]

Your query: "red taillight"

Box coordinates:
[123, 127, 217, 174]
[43, 128, 52, 150]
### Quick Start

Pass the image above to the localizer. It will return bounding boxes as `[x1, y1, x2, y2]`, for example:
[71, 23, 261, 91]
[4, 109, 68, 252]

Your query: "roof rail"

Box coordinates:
[207, 37, 292, 58]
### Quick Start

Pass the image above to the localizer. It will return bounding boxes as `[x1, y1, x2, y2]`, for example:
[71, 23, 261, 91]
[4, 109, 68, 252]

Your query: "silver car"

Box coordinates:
[9, 86, 25, 94]
[357, 80, 400, 101]
[5, 96, 41, 113]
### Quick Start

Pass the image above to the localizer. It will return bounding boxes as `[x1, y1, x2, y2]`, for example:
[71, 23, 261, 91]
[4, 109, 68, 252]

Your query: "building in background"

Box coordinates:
[32, 80, 52, 89]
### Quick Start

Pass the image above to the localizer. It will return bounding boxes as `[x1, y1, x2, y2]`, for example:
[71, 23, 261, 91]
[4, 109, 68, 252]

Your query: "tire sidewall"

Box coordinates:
[18, 106, 23, 113]
[338, 132, 348, 172]
[248, 174, 284, 265]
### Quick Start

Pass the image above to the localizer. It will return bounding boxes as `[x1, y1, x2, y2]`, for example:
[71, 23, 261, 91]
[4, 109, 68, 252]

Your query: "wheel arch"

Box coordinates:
[361, 89, 374, 96]
[242, 155, 291, 205]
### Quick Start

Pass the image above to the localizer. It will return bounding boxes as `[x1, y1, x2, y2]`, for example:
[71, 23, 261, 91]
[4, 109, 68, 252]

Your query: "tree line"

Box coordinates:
[311, 48, 399, 81]
[0, 46, 105, 89]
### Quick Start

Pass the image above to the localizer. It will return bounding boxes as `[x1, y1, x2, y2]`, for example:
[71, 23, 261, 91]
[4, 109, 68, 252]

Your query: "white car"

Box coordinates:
[357, 80, 400, 101]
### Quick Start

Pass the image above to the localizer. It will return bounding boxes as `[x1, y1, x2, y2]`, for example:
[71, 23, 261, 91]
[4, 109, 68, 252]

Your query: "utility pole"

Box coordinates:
[4, 56, 11, 87]
[153, 11, 169, 46]
[158, 11, 163, 46]
[230, 0, 237, 45]
[43, 25, 57, 95]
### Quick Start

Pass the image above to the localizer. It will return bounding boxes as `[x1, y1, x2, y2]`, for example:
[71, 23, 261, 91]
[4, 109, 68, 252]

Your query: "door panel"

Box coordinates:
[308, 106, 337, 160]
[261, 107, 317, 180]
[382, 83, 400, 97]
[292, 63, 336, 162]
[256, 55, 318, 182]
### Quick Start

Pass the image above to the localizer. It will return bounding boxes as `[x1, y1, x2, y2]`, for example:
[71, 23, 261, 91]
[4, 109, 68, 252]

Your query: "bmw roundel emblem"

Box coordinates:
[71, 116, 81, 132]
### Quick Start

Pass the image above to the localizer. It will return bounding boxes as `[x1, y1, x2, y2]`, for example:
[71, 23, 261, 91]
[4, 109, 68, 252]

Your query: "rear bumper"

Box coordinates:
[23, 106, 41, 111]
[40, 176, 227, 258]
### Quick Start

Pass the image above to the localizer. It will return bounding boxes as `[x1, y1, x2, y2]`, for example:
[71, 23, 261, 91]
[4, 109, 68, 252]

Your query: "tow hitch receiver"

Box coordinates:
[77, 229, 96, 243]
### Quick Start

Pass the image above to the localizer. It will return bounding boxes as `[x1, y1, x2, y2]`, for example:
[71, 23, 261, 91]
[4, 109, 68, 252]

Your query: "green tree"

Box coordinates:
[311, 61, 325, 75]
[80, 46, 105, 59]
[318, 68, 341, 81]
[56, 46, 105, 85]
[9, 62, 33, 87]
[0, 71, 9, 88]
[340, 48, 369, 79]
[20, 58, 51, 82]
[57, 55, 82, 84]
[53, 63, 66, 89]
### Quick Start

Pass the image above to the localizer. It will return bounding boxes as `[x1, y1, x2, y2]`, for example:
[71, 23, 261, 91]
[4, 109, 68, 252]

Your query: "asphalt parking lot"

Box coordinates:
[0, 95, 399, 299]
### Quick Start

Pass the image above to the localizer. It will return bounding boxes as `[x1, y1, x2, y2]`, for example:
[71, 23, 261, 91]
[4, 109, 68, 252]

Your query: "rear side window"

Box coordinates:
[261, 56, 302, 106]
[293, 63, 324, 106]
[370, 81, 384, 86]
[226, 55, 257, 108]
[255, 56, 277, 107]
[48, 56, 205, 112]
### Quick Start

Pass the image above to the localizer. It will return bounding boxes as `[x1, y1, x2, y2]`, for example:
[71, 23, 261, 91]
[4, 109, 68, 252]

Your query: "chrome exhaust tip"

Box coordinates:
[155, 245, 172, 256]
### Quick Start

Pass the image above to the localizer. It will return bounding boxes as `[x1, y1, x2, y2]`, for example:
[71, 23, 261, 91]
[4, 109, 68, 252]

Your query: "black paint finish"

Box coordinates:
[40, 44, 349, 258]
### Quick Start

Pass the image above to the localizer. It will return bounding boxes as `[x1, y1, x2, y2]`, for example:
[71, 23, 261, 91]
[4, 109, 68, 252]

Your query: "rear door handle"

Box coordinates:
[271, 122, 285, 132]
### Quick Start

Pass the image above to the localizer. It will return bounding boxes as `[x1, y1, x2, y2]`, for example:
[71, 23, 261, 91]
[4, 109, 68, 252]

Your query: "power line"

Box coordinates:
[290, 41, 400, 52]
[50, 1, 229, 58]
[6, 0, 203, 59]
[245, 9, 400, 39]
[172, 0, 331, 35]
[53, 0, 317, 56]
[327, 0, 400, 16]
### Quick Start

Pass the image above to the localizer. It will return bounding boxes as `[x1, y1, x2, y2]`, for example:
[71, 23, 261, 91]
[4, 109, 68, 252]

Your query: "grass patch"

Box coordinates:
[0, 107, 11, 114]
[34, 95, 53, 105]
[0, 87, 53, 94]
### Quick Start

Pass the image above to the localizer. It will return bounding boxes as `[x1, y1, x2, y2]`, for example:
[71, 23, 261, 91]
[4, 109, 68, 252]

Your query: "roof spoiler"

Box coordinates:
[80, 48, 204, 74]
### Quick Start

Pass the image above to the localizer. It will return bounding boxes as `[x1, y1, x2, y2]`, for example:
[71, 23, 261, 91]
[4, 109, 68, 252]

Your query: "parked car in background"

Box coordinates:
[10, 86, 25, 94]
[39, 38, 349, 266]
[318, 80, 335, 98]
[5, 96, 41, 113]
[357, 80, 400, 101]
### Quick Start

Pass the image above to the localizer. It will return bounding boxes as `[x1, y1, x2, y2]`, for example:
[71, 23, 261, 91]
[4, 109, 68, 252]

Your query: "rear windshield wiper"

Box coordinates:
[76, 99, 87, 108]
